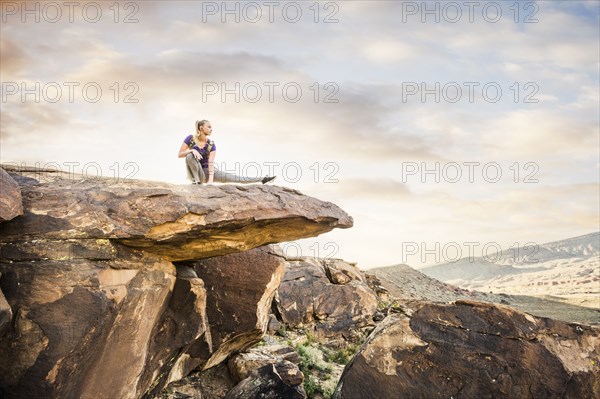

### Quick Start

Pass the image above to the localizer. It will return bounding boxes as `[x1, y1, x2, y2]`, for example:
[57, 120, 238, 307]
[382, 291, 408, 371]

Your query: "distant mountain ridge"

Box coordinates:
[417, 232, 599, 305]
[537, 231, 599, 258]
[478, 231, 599, 265]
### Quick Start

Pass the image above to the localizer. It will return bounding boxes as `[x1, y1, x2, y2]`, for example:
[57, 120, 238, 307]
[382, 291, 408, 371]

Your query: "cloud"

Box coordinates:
[361, 39, 423, 63]
[481, 109, 599, 159]
[41, 49, 441, 162]
[0, 37, 29, 78]
[311, 177, 412, 204]
[423, 183, 600, 231]
[0, 101, 76, 141]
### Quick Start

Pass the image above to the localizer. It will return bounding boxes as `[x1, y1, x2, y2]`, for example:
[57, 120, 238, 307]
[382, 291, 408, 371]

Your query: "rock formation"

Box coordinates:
[224, 362, 306, 399]
[4, 164, 598, 399]
[274, 257, 378, 340]
[190, 246, 286, 370]
[334, 300, 600, 398]
[226, 344, 305, 398]
[0, 166, 352, 260]
[0, 165, 352, 399]
[0, 168, 23, 222]
[227, 344, 301, 383]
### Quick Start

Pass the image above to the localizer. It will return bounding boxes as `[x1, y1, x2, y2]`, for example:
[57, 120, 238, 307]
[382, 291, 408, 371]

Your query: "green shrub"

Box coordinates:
[304, 375, 320, 397]
[321, 377, 337, 398]
[276, 324, 287, 337]
[296, 343, 332, 373]
[324, 342, 361, 365]
[305, 330, 317, 345]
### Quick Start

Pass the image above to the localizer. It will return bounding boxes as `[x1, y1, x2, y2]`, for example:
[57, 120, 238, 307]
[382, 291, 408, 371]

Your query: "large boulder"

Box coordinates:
[0, 167, 23, 222]
[0, 166, 352, 399]
[191, 246, 286, 369]
[137, 268, 211, 398]
[334, 300, 600, 398]
[224, 362, 306, 399]
[0, 244, 176, 399]
[275, 257, 378, 339]
[227, 344, 301, 384]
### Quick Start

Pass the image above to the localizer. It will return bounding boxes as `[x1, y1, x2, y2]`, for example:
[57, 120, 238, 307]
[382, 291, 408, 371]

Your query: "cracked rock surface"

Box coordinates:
[334, 300, 600, 399]
[274, 257, 378, 339]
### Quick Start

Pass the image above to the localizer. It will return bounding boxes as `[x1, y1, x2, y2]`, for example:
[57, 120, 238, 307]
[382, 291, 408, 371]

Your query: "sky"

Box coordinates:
[1, 0, 599, 269]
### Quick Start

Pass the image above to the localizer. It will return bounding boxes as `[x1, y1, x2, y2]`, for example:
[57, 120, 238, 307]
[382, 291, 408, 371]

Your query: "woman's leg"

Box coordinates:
[208, 165, 263, 184]
[185, 153, 203, 183]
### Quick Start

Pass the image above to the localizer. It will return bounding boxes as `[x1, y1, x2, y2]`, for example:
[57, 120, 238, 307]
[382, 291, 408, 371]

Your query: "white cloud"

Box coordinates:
[362, 39, 423, 63]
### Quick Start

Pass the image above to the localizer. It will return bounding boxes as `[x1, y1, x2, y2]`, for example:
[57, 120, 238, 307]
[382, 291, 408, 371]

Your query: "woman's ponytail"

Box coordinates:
[195, 120, 209, 140]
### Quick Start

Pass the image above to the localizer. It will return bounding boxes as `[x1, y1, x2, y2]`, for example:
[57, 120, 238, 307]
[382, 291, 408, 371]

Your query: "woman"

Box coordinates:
[178, 120, 276, 185]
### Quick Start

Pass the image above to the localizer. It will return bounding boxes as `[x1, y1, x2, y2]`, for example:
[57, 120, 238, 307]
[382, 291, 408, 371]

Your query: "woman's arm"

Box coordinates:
[178, 142, 201, 159]
[207, 151, 216, 183]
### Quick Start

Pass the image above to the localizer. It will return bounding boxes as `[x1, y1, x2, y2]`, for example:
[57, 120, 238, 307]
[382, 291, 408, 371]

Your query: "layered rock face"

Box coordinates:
[335, 300, 600, 399]
[0, 166, 352, 399]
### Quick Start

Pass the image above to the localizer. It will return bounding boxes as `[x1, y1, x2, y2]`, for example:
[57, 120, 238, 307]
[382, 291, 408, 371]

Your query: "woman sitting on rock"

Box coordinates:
[178, 120, 276, 185]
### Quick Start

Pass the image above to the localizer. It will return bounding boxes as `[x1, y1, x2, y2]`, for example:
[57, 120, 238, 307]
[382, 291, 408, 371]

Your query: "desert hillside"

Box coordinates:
[372, 263, 600, 325]
[417, 232, 599, 309]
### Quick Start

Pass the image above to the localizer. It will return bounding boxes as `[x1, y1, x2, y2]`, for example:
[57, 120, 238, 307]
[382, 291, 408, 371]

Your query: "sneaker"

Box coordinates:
[261, 176, 276, 184]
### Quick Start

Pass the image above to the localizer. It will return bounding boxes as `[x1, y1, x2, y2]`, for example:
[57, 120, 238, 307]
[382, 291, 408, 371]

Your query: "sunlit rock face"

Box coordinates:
[334, 300, 600, 399]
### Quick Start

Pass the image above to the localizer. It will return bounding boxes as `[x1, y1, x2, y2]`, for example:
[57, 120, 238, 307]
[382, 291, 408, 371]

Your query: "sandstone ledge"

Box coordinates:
[0, 166, 353, 262]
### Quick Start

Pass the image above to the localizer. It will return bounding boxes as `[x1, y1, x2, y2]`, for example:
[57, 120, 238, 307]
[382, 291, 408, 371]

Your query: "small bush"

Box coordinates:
[305, 330, 317, 345]
[276, 324, 287, 337]
[324, 342, 361, 365]
[304, 375, 320, 397]
[321, 377, 337, 398]
[296, 343, 332, 373]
